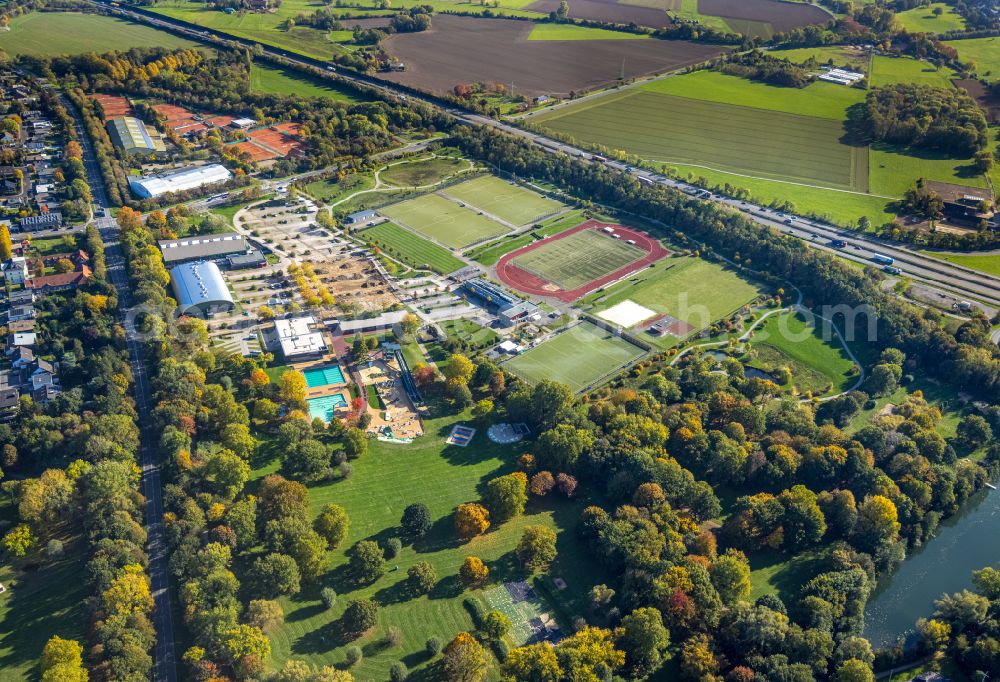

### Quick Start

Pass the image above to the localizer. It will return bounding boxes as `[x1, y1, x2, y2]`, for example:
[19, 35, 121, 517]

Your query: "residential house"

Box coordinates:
[2, 257, 28, 285]
[8, 346, 34, 369]
[7, 303, 36, 322]
[27, 265, 92, 293]
[0, 387, 19, 421]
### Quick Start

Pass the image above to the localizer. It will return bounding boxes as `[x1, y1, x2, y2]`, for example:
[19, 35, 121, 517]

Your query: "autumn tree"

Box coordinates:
[529, 471, 555, 497]
[516, 525, 557, 571]
[502, 642, 562, 681]
[454, 503, 490, 539]
[280, 370, 308, 405]
[442, 632, 489, 682]
[460, 556, 489, 587]
[40, 636, 87, 682]
[314, 504, 350, 548]
[0, 224, 11, 261]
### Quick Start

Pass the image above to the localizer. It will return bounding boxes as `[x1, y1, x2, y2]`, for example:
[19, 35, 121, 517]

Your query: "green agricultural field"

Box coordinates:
[504, 321, 646, 392]
[921, 251, 1000, 277]
[380, 193, 511, 249]
[895, 3, 966, 34]
[747, 310, 860, 396]
[511, 229, 646, 291]
[250, 63, 364, 103]
[358, 221, 467, 274]
[442, 175, 565, 227]
[256, 412, 601, 678]
[945, 36, 1000, 76]
[535, 89, 868, 191]
[527, 23, 649, 40]
[381, 156, 470, 187]
[869, 55, 957, 88]
[586, 257, 763, 345]
[0, 12, 200, 56]
[468, 210, 588, 266]
[770, 46, 870, 71]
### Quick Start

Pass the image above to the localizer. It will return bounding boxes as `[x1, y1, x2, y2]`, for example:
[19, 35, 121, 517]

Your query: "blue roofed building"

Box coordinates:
[170, 260, 235, 316]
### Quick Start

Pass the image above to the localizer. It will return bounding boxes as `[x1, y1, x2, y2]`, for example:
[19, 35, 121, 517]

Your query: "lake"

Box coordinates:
[863, 487, 1000, 649]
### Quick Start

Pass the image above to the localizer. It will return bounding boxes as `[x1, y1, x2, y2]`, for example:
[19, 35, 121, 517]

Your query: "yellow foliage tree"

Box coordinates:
[454, 503, 490, 539]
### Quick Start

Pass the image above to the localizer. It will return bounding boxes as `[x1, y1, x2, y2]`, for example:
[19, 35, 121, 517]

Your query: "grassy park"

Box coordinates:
[442, 176, 565, 227]
[869, 55, 958, 88]
[250, 63, 364, 103]
[380, 193, 511, 249]
[381, 156, 471, 187]
[0, 12, 200, 56]
[894, 3, 966, 34]
[504, 321, 646, 391]
[359, 222, 467, 274]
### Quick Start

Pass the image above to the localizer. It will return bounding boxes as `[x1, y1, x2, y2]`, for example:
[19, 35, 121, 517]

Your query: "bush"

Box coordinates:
[45, 539, 64, 558]
[386, 626, 404, 647]
[463, 597, 488, 628]
[321, 587, 337, 609]
[345, 646, 363, 666]
[426, 636, 443, 656]
[385, 537, 403, 559]
[389, 661, 409, 681]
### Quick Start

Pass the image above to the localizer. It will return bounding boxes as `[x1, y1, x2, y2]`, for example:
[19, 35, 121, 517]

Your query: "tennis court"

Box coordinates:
[442, 175, 564, 227]
[511, 228, 645, 291]
[379, 193, 511, 249]
[504, 321, 645, 392]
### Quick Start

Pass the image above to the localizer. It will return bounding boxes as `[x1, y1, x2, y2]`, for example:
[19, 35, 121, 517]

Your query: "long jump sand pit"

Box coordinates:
[598, 300, 657, 328]
[379, 15, 728, 98]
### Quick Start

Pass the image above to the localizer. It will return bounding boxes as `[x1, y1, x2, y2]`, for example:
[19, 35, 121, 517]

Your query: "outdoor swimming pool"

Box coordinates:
[307, 394, 348, 422]
[304, 364, 346, 388]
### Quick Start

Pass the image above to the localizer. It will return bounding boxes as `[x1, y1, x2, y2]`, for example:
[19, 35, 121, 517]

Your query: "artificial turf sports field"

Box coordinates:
[441, 175, 565, 227]
[585, 257, 763, 345]
[0, 12, 201, 56]
[358, 222, 467, 274]
[511, 229, 646, 290]
[504, 321, 646, 392]
[379, 193, 511, 248]
[534, 85, 868, 191]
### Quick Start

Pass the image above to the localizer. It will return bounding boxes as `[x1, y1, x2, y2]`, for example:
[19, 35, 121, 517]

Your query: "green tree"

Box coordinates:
[483, 472, 528, 522]
[620, 606, 670, 673]
[343, 598, 379, 634]
[201, 449, 250, 500]
[401, 502, 432, 537]
[349, 540, 385, 583]
[516, 525, 557, 571]
[834, 659, 874, 682]
[314, 504, 350, 548]
[250, 553, 301, 597]
[408, 561, 437, 594]
[709, 549, 752, 605]
[343, 428, 368, 459]
[481, 610, 511, 641]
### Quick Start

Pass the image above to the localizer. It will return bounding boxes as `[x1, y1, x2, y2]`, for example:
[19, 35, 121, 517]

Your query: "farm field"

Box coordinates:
[250, 63, 364, 103]
[256, 412, 602, 678]
[0, 11, 201, 56]
[894, 2, 966, 34]
[527, 23, 649, 39]
[534, 88, 867, 190]
[511, 228, 645, 290]
[585, 257, 763, 344]
[379, 193, 511, 248]
[358, 221, 467, 274]
[504, 321, 646, 391]
[527, 0, 675, 28]
[770, 45, 870, 70]
[381, 156, 471, 187]
[379, 15, 728, 98]
[945, 36, 1000, 77]
[697, 0, 833, 36]
[441, 175, 565, 227]
[747, 310, 859, 396]
[869, 55, 958, 88]
[921, 251, 1000, 277]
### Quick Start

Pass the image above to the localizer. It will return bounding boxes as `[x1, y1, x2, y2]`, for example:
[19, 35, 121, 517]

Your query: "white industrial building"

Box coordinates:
[129, 164, 233, 199]
[274, 316, 328, 360]
[170, 260, 235, 316]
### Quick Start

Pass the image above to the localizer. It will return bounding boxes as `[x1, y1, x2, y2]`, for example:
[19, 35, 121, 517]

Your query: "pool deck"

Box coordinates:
[358, 354, 423, 440]
[292, 354, 353, 410]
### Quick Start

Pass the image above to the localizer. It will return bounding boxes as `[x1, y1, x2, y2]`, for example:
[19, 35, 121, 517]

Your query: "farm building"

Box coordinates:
[274, 316, 328, 360]
[158, 232, 249, 265]
[170, 261, 235, 316]
[129, 164, 233, 199]
[818, 68, 865, 85]
[106, 116, 166, 155]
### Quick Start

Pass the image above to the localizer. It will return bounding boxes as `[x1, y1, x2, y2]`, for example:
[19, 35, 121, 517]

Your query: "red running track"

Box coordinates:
[495, 220, 670, 303]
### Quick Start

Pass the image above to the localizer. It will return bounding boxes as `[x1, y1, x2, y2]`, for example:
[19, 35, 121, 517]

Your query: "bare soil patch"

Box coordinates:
[527, 0, 675, 28]
[380, 15, 726, 97]
[698, 0, 832, 33]
[954, 78, 1000, 124]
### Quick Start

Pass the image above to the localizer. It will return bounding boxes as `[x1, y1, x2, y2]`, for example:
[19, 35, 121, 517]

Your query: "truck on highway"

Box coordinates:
[872, 254, 895, 265]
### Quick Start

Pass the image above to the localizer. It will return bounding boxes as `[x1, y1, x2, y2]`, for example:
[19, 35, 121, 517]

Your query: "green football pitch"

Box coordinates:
[379, 193, 511, 249]
[504, 321, 646, 392]
[511, 229, 645, 291]
[441, 175, 565, 227]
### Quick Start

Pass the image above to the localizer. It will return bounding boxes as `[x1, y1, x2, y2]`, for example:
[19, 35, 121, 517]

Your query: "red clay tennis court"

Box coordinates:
[233, 141, 278, 162]
[248, 122, 305, 157]
[496, 221, 669, 303]
[91, 94, 131, 120]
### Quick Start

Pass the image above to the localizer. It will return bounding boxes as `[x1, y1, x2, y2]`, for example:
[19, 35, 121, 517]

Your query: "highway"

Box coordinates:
[89, 0, 1000, 309]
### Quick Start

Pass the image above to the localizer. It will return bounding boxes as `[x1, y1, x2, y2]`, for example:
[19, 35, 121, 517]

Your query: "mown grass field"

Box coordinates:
[527, 23, 649, 40]
[921, 251, 1000, 277]
[305, 173, 376, 205]
[467, 210, 588, 266]
[945, 36, 1000, 76]
[869, 55, 958, 88]
[511, 229, 645, 290]
[894, 2, 966, 34]
[504, 321, 645, 391]
[442, 176, 565, 227]
[254, 412, 601, 678]
[868, 144, 989, 196]
[535, 89, 866, 190]
[770, 46, 870, 70]
[0, 12, 200, 56]
[586, 257, 763, 345]
[359, 221, 467, 274]
[439, 318, 499, 347]
[380, 193, 511, 249]
[250, 63, 364, 103]
[381, 156, 470, 187]
[748, 310, 859, 396]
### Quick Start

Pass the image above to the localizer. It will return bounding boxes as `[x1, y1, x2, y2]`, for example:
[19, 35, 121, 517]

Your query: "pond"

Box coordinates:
[863, 487, 1000, 649]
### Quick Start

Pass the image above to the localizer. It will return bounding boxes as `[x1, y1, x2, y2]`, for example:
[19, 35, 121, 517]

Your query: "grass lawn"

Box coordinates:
[25, 234, 79, 257]
[527, 23, 649, 40]
[535, 88, 866, 191]
[467, 210, 588, 266]
[869, 144, 987, 197]
[439, 318, 499, 348]
[770, 46, 870, 71]
[945, 36, 1000, 77]
[359, 222, 466, 274]
[0, 11, 200, 56]
[504, 321, 646, 392]
[441, 175, 565, 227]
[639, 70, 865, 121]
[748, 549, 825, 603]
[895, 3, 966, 34]
[747, 310, 860, 396]
[869, 55, 958, 88]
[0, 532, 89, 678]
[921, 251, 1000, 277]
[380, 193, 511, 249]
[253, 412, 602, 678]
[381, 157, 470, 187]
[511, 229, 646, 291]
[585, 257, 763, 344]
[250, 62, 364, 103]
[844, 376, 965, 440]
[305, 173, 376, 206]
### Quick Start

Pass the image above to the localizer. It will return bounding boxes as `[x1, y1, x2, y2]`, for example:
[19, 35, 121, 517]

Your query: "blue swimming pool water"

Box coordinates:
[308, 394, 348, 422]
[304, 364, 346, 388]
